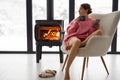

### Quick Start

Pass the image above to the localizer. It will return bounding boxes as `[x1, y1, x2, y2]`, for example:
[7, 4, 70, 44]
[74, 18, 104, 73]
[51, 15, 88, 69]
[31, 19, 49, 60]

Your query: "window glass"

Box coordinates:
[54, 0, 69, 30]
[0, 0, 27, 51]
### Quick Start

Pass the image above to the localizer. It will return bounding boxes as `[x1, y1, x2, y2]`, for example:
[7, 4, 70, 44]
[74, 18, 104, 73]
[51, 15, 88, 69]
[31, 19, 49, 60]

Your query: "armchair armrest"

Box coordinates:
[86, 35, 111, 47]
[78, 35, 111, 56]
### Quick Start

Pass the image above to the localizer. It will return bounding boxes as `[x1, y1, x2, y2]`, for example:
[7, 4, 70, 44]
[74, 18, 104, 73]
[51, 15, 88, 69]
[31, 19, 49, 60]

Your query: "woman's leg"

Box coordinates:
[64, 37, 81, 80]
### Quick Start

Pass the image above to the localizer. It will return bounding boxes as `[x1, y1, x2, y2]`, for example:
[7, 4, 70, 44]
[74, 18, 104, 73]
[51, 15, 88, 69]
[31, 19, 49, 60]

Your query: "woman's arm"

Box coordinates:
[80, 29, 103, 47]
[66, 20, 79, 35]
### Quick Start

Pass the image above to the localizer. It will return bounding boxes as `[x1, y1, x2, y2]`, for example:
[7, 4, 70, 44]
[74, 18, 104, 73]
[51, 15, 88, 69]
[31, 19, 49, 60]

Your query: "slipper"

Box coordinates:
[39, 69, 57, 78]
[39, 72, 54, 78]
[45, 69, 57, 75]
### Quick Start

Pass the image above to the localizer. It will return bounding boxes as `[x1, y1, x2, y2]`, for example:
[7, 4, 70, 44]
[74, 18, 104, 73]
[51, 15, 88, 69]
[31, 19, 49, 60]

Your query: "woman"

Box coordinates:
[63, 3, 102, 80]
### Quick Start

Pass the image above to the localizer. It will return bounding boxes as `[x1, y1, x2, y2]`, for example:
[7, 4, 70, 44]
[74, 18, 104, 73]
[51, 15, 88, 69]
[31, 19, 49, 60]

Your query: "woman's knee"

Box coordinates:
[71, 37, 81, 45]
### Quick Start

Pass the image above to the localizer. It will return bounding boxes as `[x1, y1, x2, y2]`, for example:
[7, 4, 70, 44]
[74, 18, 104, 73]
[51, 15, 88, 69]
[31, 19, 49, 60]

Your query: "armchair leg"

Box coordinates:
[86, 57, 89, 68]
[81, 57, 86, 80]
[100, 56, 109, 75]
[62, 54, 68, 71]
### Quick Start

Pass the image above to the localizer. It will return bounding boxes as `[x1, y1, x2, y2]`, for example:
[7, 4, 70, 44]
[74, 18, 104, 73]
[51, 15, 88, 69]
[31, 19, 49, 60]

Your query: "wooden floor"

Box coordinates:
[0, 54, 120, 80]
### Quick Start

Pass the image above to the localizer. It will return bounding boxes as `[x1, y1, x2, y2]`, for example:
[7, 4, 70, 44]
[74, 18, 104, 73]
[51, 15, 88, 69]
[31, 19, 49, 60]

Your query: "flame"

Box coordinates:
[43, 29, 60, 40]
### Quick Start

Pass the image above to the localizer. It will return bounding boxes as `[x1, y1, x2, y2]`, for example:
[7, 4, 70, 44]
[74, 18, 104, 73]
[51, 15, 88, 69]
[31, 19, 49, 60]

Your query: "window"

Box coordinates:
[0, 0, 27, 51]
[54, 0, 69, 30]
[32, 0, 47, 51]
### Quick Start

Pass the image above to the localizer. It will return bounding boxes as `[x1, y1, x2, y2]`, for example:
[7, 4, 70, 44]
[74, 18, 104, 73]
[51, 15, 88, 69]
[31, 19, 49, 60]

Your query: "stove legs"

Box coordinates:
[36, 45, 63, 63]
[59, 46, 63, 63]
[36, 45, 42, 63]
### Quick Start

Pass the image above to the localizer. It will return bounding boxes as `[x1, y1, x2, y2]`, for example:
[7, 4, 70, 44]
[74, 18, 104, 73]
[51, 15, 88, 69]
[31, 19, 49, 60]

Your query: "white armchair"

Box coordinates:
[61, 11, 120, 80]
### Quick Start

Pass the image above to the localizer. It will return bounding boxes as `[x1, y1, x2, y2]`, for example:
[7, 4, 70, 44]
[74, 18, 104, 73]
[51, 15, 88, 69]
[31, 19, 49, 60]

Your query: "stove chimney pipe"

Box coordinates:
[47, 0, 54, 20]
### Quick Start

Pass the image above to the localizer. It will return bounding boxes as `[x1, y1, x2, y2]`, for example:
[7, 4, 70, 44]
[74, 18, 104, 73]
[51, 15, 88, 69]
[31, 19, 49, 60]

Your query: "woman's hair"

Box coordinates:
[81, 3, 92, 14]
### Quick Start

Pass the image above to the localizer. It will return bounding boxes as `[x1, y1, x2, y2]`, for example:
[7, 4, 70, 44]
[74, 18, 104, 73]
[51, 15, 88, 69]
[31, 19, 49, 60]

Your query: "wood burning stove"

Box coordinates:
[35, 20, 64, 63]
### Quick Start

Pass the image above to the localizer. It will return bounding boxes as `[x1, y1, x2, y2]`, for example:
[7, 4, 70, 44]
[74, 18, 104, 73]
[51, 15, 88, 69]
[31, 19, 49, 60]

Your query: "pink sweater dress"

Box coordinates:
[64, 18, 97, 44]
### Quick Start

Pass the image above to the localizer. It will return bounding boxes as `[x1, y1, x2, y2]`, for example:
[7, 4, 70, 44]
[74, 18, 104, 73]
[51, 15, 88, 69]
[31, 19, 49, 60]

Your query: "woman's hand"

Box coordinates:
[65, 43, 72, 50]
[80, 41, 86, 47]
[74, 17, 80, 23]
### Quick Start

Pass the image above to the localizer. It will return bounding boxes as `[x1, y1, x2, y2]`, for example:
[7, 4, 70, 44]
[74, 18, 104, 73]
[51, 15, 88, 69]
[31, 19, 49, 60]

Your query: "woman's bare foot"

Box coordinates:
[64, 71, 70, 80]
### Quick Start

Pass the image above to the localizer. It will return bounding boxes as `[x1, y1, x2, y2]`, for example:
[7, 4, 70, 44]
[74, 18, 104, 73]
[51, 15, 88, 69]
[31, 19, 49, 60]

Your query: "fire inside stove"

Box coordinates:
[37, 26, 61, 41]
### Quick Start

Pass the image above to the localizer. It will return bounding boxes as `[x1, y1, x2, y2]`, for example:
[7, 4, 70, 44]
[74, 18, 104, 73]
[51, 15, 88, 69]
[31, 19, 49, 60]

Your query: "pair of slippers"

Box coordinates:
[39, 69, 57, 78]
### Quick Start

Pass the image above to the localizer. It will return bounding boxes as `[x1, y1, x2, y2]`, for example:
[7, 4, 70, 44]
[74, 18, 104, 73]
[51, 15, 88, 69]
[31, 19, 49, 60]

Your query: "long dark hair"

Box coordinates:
[81, 3, 92, 14]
